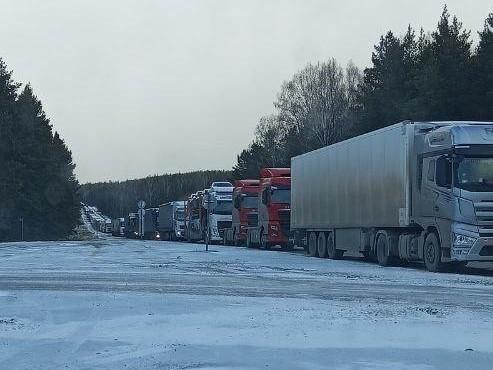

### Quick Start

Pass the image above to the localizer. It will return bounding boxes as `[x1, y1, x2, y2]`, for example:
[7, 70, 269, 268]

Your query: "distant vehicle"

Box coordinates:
[143, 208, 160, 240]
[223, 180, 260, 246]
[185, 191, 205, 242]
[112, 218, 125, 237]
[158, 201, 186, 240]
[247, 168, 292, 250]
[206, 182, 234, 242]
[291, 121, 493, 272]
[104, 219, 112, 233]
[124, 213, 139, 238]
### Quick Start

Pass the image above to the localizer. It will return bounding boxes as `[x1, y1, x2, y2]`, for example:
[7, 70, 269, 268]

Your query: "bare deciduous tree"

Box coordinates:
[274, 59, 362, 152]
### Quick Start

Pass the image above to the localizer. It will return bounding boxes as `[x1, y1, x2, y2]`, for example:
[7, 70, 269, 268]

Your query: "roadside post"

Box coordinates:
[19, 217, 24, 241]
[138, 200, 146, 239]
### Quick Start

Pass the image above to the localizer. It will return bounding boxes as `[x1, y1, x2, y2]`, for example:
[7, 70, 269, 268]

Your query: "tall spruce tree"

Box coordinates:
[0, 59, 21, 240]
[475, 13, 493, 120]
[0, 58, 80, 241]
[416, 6, 474, 120]
[357, 28, 418, 134]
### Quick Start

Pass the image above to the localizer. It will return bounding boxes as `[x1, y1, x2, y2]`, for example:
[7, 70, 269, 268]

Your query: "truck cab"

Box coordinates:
[124, 213, 139, 238]
[413, 122, 493, 269]
[205, 182, 233, 242]
[223, 180, 260, 246]
[185, 192, 204, 242]
[247, 168, 292, 249]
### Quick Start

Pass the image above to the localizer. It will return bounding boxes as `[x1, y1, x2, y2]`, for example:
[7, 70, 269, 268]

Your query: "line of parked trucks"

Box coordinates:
[108, 121, 493, 272]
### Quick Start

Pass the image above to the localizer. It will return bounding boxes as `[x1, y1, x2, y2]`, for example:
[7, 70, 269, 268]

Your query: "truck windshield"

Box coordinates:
[241, 195, 258, 209]
[455, 157, 493, 192]
[271, 189, 291, 204]
[214, 200, 233, 215]
[175, 209, 184, 220]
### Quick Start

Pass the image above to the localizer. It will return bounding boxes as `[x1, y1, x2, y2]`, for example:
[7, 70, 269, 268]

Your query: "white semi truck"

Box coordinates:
[291, 121, 493, 272]
[203, 182, 234, 242]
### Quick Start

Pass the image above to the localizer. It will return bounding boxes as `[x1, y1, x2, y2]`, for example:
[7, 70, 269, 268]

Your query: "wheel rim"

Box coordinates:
[425, 241, 436, 265]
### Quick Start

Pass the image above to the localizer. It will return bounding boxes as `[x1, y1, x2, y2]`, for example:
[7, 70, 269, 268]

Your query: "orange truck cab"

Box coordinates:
[246, 168, 292, 250]
[223, 179, 260, 246]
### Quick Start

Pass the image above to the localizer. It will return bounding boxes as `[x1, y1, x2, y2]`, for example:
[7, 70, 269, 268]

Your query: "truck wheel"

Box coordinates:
[424, 233, 444, 272]
[308, 232, 318, 257]
[246, 231, 254, 249]
[260, 231, 270, 249]
[327, 233, 342, 260]
[376, 233, 392, 266]
[317, 232, 327, 258]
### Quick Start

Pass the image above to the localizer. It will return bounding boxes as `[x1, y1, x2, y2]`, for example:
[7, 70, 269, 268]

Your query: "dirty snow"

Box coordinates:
[1, 239, 493, 369]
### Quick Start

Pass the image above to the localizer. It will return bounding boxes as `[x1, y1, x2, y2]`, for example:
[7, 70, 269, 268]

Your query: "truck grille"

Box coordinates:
[247, 213, 258, 227]
[278, 209, 291, 237]
[217, 221, 232, 237]
[474, 201, 493, 237]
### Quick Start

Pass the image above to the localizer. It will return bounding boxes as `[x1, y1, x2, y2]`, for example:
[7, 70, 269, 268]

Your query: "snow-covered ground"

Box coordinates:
[1, 239, 493, 369]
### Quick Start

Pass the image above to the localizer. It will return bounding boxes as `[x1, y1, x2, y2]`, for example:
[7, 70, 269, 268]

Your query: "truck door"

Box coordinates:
[421, 157, 438, 217]
[434, 155, 454, 222]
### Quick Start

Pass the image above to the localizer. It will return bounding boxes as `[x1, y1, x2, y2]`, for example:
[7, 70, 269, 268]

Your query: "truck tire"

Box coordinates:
[308, 232, 318, 257]
[327, 233, 343, 260]
[376, 233, 392, 266]
[317, 232, 327, 258]
[246, 231, 254, 248]
[424, 233, 444, 272]
[282, 242, 294, 251]
[260, 230, 270, 250]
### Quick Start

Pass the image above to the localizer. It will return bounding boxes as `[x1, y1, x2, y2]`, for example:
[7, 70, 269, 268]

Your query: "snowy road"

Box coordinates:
[1, 239, 493, 369]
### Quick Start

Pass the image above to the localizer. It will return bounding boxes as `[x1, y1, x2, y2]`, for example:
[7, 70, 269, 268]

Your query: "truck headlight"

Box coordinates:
[453, 233, 477, 246]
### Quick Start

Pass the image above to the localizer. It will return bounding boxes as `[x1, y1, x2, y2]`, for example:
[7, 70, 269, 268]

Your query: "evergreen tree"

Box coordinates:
[475, 13, 493, 120]
[0, 58, 80, 241]
[416, 6, 474, 120]
[357, 28, 418, 134]
[0, 59, 21, 240]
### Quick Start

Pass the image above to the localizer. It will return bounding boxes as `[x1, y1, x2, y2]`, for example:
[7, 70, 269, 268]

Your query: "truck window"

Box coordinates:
[241, 195, 258, 209]
[427, 159, 436, 182]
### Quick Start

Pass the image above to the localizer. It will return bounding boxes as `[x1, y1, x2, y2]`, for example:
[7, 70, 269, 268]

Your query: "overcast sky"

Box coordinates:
[1, 1, 491, 183]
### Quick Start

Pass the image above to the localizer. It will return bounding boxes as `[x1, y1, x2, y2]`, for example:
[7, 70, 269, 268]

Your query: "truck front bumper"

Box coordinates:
[451, 223, 493, 261]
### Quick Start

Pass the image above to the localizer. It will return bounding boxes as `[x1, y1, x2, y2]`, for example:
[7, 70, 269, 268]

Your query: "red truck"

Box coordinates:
[223, 179, 260, 246]
[246, 168, 292, 250]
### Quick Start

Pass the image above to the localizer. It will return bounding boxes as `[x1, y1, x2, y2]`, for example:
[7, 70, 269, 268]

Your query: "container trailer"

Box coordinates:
[158, 201, 186, 240]
[291, 121, 493, 272]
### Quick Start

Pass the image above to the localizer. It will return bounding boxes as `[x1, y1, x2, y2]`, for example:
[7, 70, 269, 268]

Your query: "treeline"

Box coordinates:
[232, 7, 493, 178]
[0, 59, 79, 242]
[80, 170, 231, 219]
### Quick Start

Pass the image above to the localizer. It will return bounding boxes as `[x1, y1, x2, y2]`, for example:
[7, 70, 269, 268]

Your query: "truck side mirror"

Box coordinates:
[436, 156, 452, 189]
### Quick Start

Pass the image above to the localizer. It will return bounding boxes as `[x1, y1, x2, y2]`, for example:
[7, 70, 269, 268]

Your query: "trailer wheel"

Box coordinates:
[317, 232, 327, 258]
[308, 232, 318, 257]
[376, 233, 392, 266]
[327, 233, 342, 260]
[424, 233, 444, 272]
